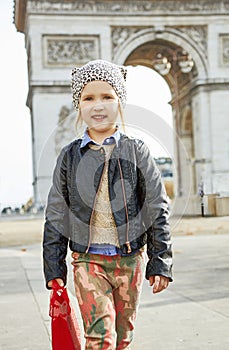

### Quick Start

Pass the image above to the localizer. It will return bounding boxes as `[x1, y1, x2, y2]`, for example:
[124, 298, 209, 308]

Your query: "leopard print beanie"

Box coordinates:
[71, 60, 127, 110]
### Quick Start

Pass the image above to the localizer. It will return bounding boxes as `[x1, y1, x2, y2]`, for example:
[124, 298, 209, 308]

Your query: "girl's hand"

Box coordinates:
[149, 275, 169, 294]
[47, 278, 64, 289]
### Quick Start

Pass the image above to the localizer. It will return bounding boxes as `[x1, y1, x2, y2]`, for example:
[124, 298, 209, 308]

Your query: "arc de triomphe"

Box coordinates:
[14, 0, 229, 215]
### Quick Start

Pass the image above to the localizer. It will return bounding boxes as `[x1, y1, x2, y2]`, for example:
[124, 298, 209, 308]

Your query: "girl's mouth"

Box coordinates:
[92, 115, 107, 122]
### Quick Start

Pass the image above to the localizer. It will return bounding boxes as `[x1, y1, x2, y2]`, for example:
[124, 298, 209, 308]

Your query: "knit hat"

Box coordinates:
[71, 60, 127, 110]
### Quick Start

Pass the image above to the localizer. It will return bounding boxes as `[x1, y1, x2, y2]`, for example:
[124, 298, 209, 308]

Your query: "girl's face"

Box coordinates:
[79, 80, 120, 141]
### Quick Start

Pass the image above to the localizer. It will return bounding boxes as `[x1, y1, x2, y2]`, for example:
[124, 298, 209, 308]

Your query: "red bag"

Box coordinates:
[49, 280, 81, 350]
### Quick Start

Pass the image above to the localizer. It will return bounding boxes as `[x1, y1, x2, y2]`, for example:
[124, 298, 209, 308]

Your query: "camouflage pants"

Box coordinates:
[72, 251, 145, 350]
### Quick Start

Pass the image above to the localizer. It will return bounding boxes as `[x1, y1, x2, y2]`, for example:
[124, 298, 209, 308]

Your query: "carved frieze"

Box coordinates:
[27, 0, 229, 14]
[220, 35, 229, 65]
[111, 27, 148, 58]
[170, 26, 208, 59]
[43, 35, 100, 67]
[54, 105, 76, 155]
[111, 25, 208, 62]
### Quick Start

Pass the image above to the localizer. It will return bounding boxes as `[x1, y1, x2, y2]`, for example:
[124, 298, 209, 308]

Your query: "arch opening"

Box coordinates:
[126, 64, 172, 147]
[123, 39, 197, 208]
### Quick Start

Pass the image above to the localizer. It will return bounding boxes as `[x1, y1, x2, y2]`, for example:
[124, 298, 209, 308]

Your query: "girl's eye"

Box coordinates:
[83, 96, 93, 101]
[104, 95, 113, 100]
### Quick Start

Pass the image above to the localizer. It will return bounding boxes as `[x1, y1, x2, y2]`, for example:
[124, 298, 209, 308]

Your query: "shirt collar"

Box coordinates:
[80, 127, 120, 148]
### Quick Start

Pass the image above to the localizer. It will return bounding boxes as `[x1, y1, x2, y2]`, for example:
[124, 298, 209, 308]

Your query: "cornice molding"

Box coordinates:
[14, 0, 27, 33]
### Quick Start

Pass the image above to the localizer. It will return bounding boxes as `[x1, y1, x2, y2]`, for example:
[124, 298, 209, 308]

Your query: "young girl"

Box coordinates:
[43, 59, 173, 350]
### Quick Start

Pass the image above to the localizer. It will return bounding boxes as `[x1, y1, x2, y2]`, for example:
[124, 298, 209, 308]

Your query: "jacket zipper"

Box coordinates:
[117, 159, 131, 253]
[86, 148, 107, 253]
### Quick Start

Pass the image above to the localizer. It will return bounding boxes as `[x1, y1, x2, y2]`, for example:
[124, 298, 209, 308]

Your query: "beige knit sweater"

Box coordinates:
[90, 144, 120, 247]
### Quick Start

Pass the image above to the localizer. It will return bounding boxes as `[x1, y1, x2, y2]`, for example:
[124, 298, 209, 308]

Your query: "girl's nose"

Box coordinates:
[93, 100, 104, 110]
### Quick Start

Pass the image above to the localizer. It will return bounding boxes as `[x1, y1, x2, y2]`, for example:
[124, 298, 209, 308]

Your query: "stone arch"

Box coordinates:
[113, 28, 205, 206]
[113, 28, 207, 79]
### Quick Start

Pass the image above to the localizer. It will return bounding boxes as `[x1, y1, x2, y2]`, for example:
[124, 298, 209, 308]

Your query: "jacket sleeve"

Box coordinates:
[135, 140, 173, 281]
[43, 148, 70, 289]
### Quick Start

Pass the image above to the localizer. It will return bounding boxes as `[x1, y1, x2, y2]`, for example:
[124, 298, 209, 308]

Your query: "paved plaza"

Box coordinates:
[0, 215, 229, 349]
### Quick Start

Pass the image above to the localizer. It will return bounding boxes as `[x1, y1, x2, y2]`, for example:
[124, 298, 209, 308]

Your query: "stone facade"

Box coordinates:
[14, 0, 229, 215]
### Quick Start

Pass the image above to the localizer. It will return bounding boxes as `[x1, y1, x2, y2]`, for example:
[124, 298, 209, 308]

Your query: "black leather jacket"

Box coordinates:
[43, 134, 173, 287]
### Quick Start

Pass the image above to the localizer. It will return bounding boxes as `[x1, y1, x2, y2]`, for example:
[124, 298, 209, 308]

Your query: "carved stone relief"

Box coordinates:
[111, 25, 208, 62]
[27, 1, 229, 14]
[168, 26, 208, 59]
[43, 35, 100, 67]
[54, 105, 76, 155]
[111, 27, 148, 58]
[220, 34, 229, 65]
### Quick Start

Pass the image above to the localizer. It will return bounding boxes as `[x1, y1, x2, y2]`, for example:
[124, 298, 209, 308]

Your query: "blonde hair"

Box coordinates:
[75, 99, 126, 134]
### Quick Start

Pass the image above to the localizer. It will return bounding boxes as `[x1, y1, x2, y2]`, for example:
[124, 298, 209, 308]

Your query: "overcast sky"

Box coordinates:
[0, 0, 172, 209]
